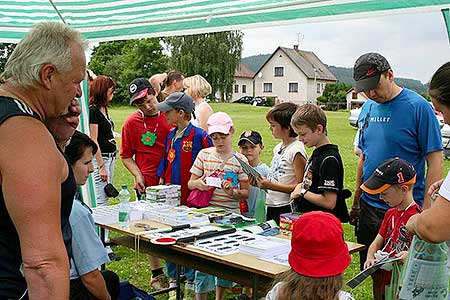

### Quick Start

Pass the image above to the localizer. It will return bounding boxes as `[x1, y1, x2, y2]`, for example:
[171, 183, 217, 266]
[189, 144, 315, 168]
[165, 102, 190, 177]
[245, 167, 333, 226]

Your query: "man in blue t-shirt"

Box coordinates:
[348, 53, 443, 300]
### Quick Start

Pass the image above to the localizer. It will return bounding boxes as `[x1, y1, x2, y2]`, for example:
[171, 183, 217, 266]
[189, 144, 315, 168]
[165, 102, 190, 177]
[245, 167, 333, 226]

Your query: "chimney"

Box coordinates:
[293, 44, 298, 51]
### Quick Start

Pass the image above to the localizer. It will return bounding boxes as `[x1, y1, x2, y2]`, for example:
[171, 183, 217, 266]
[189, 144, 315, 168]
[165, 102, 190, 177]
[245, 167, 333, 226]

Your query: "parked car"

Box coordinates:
[233, 96, 268, 106]
[442, 124, 450, 158]
[252, 96, 268, 106]
[348, 107, 361, 127]
[233, 96, 254, 104]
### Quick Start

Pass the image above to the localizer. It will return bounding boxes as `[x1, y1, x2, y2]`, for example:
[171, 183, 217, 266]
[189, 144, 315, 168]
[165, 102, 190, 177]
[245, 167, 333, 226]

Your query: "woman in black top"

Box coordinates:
[88, 75, 116, 207]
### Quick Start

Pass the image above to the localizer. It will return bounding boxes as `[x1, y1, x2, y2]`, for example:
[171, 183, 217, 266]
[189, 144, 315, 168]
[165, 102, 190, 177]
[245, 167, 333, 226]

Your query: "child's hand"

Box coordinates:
[291, 183, 303, 199]
[395, 251, 409, 264]
[248, 174, 258, 187]
[364, 257, 377, 269]
[222, 180, 234, 196]
[255, 176, 270, 189]
[196, 176, 213, 191]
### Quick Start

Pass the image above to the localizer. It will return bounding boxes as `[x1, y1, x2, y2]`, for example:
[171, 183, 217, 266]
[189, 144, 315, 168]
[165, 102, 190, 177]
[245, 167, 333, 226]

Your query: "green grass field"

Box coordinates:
[105, 103, 450, 299]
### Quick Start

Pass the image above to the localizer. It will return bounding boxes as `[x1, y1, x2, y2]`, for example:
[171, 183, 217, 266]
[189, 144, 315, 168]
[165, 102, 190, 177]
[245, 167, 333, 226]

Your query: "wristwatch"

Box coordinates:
[300, 188, 308, 198]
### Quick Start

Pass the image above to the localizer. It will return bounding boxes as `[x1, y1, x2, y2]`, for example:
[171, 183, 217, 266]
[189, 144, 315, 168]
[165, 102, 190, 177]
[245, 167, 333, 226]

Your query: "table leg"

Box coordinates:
[100, 227, 106, 270]
[176, 264, 182, 300]
[252, 274, 259, 300]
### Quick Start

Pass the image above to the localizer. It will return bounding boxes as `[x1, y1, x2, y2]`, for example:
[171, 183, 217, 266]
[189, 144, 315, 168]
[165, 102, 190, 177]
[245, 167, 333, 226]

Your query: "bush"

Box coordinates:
[266, 96, 276, 107]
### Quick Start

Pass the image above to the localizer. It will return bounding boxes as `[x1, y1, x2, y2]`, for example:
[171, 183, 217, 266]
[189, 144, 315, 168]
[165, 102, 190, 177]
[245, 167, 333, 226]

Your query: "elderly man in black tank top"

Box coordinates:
[0, 21, 87, 299]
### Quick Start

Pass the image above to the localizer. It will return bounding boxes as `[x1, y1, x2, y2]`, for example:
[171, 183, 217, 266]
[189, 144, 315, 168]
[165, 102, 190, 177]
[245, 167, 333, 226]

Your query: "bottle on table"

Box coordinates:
[118, 185, 131, 228]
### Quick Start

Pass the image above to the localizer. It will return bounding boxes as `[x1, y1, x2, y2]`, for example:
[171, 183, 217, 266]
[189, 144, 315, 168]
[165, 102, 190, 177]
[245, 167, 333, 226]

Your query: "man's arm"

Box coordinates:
[0, 117, 69, 299]
[121, 157, 146, 193]
[423, 150, 443, 209]
[80, 270, 111, 300]
[406, 196, 450, 243]
[349, 155, 364, 225]
[149, 73, 167, 95]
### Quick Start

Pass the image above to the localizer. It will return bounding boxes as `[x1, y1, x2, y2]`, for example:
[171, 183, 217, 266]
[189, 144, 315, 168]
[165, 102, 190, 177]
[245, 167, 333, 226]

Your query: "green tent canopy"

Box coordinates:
[1, 0, 450, 43]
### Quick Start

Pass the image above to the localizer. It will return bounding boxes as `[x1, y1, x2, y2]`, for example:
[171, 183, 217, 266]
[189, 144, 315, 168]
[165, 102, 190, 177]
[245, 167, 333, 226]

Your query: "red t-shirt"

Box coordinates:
[120, 111, 171, 187]
[378, 202, 421, 254]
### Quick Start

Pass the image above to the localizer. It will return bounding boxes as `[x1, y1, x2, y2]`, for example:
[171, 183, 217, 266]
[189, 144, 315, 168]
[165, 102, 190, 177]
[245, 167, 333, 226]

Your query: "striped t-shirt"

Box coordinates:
[190, 148, 248, 212]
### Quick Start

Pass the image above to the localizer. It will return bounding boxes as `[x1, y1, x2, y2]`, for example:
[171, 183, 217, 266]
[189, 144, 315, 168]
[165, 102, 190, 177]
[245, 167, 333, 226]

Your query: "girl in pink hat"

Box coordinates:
[266, 211, 354, 300]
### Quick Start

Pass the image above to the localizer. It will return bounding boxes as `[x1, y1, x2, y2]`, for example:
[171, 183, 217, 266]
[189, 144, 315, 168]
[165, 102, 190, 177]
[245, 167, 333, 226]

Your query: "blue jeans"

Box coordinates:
[166, 262, 195, 281]
[194, 271, 233, 293]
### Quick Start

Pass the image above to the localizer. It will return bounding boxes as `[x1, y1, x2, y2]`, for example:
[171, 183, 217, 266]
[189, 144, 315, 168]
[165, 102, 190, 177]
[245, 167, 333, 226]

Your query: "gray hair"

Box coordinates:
[2, 21, 88, 88]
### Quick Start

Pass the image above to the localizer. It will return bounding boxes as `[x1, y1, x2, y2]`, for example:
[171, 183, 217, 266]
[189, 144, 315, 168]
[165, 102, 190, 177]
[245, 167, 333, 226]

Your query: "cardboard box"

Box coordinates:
[279, 213, 301, 236]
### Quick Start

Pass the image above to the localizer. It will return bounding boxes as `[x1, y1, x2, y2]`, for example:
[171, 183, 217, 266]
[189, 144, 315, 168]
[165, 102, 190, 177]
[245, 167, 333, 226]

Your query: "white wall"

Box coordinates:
[346, 90, 367, 109]
[306, 80, 334, 103]
[232, 77, 254, 101]
[253, 48, 308, 105]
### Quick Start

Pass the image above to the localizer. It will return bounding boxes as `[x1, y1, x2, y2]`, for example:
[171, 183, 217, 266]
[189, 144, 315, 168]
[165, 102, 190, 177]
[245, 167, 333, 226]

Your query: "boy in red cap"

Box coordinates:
[361, 157, 421, 300]
[266, 211, 354, 300]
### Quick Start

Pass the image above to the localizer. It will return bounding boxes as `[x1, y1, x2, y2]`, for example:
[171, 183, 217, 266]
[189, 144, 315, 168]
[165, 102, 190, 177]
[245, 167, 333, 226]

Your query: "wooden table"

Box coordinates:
[98, 220, 364, 300]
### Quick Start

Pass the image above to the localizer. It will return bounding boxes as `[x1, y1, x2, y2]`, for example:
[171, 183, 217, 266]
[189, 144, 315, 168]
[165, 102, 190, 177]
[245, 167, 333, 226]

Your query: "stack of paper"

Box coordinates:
[145, 185, 181, 206]
[143, 206, 210, 227]
[239, 236, 290, 258]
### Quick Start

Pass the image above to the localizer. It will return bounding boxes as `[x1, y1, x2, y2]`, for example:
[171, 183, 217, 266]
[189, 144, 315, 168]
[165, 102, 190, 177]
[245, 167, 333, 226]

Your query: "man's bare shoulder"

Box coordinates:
[0, 115, 54, 145]
[0, 116, 60, 167]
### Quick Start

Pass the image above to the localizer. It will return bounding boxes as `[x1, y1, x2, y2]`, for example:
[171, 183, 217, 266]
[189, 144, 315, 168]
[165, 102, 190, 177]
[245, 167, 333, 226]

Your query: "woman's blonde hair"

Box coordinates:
[2, 21, 88, 88]
[184, 75, 212, 99]
[274, 269, 343, 300]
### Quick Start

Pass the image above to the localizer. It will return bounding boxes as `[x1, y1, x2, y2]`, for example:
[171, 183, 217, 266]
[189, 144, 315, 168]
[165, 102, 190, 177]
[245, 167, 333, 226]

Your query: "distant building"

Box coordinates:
[346, 87, 368, 109]
[233, 46, 337, 105]
[232, 63, 255, 101]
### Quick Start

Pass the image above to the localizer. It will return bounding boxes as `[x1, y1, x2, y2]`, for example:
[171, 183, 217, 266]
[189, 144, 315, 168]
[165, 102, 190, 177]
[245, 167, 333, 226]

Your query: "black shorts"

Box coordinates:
[70, 270, 120, 300]
[356, 200, 387, 270]
[266, 204, 292, 225]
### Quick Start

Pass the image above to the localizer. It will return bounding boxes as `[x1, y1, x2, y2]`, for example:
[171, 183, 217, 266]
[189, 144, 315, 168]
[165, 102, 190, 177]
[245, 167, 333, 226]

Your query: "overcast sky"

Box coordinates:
[241, 11, 449, 83]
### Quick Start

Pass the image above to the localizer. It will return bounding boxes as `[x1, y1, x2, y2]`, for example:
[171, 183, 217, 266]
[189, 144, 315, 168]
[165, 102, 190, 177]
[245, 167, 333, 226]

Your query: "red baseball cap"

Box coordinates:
[288, 211, 350, 277]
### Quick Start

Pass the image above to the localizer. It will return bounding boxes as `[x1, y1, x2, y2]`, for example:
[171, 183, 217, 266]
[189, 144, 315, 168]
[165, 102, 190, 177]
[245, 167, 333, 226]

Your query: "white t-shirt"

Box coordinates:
[191, 101, 209, 128]
[266, 282, 355, 300]
[266, 140, 307, 207]
[437, 170, 450, 274]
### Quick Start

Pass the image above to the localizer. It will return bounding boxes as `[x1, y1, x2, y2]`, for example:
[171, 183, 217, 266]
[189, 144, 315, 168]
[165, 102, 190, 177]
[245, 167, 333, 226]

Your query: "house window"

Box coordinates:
[263, 83, 272, 93]
[234, 84, 239, 93]
[288, 83, 298, 93]
[352, 92, 358, 99]
[242, 85, 247, 94]
[316, 83, 321, 93]
[274, 67, 284, 77]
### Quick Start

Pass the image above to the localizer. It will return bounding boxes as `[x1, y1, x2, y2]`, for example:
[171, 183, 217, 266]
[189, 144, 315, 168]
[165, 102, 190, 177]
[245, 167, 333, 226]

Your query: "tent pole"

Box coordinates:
[79, 51, 97, 208]
[442, 8, 450, 44]
[48, 0, 67, 24]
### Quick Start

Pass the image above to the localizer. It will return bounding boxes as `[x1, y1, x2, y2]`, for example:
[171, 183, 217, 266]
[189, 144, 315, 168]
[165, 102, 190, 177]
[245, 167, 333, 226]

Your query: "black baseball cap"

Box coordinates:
[128, 78, 155, 104]
[156, 92, 194, 113]
[361, 157, 416, 195]
[238, 130, 263, 146]
[353, 53, 391, 93]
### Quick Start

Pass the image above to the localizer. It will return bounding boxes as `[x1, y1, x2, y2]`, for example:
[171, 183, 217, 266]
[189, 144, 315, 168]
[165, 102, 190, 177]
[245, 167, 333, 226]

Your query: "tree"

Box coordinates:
[316, 83, 352, 111]
[88, 39, 168, 104]
[0, 43, 16, 73]
[164, 31, 243, 101]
